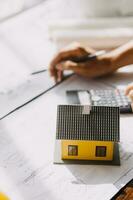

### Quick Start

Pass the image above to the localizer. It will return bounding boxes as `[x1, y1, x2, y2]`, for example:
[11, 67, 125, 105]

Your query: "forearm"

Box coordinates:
[108, 40, 133, 70]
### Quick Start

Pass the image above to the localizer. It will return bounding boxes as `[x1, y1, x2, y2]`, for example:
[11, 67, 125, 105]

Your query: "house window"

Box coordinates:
[68, 145, 78, 156]
[96, 146, 106, 157]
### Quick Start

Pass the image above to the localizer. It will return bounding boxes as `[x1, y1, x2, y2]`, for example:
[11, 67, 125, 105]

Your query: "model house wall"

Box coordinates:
[62, 140, 114, 161]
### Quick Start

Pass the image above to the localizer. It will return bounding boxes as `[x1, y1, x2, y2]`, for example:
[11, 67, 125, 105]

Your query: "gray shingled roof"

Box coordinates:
[56, 105, 120, 142]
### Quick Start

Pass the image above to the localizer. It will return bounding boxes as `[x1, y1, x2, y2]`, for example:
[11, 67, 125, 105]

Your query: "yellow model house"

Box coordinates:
[56, 105, 120, 161]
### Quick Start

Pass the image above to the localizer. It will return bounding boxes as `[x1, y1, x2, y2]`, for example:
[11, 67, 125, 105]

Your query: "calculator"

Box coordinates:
[66, 89, 132, 114]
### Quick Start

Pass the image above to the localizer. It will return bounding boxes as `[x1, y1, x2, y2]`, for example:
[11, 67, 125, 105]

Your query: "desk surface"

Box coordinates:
[0, 71, 133, 200]
[0, 3, 133, 200]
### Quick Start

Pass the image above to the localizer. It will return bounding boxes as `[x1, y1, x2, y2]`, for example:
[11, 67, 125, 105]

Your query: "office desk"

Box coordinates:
[0, 3, 133, 200]
[0, 69, 133, 200]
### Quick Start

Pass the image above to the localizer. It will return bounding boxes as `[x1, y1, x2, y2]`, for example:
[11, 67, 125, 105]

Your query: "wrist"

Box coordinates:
[107, 41, 133, 69]
[104, 52, 120, 71]
[98, 53, 117, 72]
[100, 51, 130, 72]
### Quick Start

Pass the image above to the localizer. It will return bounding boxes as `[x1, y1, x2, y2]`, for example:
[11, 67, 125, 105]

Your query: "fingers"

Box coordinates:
[50, 59, 80, 82]
[56, 60, 96, 79]
[49, 51, 73, 81]
[128, 90, 133, 101]
[50, 47, 87, 71]
[125, 83, 133, 95]
[125, 83, 133, 102]
[49, 60, 79, 83]
[49, 63, 58, 82]
[56, 61, 78, 71]
[55, 59, 105, 79]
[55, 60, 84, 82]
[49, 44, 93, 81]
[57, 70, 63, 83]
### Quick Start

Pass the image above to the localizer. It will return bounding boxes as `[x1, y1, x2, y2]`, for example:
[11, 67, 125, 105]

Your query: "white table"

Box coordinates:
[0, 3, 133, 200]
[0, 71, 133, 200]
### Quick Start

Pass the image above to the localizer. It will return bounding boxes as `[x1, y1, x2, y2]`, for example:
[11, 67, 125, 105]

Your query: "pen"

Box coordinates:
[69, 50, 106, 63]
[31, 69, 47, 75]
[31, 50, 106, 75]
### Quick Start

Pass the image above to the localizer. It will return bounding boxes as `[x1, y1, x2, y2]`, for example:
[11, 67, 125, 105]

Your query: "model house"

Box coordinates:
[56, 105, 120, 161]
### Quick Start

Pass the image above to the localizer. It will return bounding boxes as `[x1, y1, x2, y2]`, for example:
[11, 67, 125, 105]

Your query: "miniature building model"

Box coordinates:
[56, 105, 120, 161]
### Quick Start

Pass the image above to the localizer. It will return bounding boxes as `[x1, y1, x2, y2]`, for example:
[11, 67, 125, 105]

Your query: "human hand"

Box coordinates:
[49, 42, 116, 82]
[125, 83, 133, 101]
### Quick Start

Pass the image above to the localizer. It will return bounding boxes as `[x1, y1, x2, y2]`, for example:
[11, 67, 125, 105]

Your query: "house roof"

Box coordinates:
[56, 105, 120, 142]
